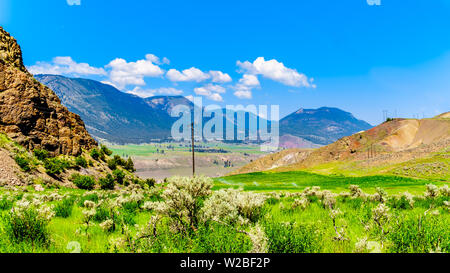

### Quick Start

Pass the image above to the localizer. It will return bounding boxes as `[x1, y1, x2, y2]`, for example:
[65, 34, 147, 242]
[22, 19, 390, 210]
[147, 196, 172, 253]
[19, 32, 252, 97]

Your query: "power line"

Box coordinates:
[191, 122, 195, 177]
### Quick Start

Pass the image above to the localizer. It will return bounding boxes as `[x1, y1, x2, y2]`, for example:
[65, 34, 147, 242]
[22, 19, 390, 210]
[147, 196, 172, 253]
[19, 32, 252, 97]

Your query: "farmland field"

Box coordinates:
[107, 142, 267, 180]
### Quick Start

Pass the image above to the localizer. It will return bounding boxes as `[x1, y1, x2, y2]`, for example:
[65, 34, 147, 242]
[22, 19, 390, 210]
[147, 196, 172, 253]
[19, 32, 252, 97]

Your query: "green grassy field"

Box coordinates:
[296, 151, 450, 181]
[215, 171, 448, 194]
[1, 177, 448, 253]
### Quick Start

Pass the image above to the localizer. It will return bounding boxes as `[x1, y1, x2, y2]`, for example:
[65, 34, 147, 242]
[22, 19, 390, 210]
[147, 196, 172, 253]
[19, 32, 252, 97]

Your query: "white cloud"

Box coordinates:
[157, 87, 184, 95]
[67, 0, 81, 6]
[101, 80, 120, 89]
[106, 54, 165, 89]
[194, 84, 225, 102]
[127, 87, 155, 98]
[233, 90, 252, 99]
[200, 83, 226, 94]
[194, 87, 210, 96]
[237, 57, 313, 87]
[144, 54, 162, 64]
[166, 67, 231, 84]
[209, 70, 232, 83]
[127, 86, 183, 98]
[166, 67, 211, 82]
[145, 54, 170, 65]
[231, 74, 260, 99]
[162, 57, 171, 65]
[27, 56, 106, 76]
[239, 74, 260, 86]
[207, 93, 224, 102]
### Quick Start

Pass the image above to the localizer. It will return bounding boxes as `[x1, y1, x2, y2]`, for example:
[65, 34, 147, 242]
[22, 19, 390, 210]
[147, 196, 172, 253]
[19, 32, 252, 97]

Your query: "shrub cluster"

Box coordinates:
[90, 148, 104, 161]
[75, 156, 88, 168]
[71, 174, 96, 190]
[43, 158, 71, 176]
[33, 149, 50, 161]
[107, 155, 135, 172]
[14, 156, 31, 172]
[1, 201, 54, 246]
[99, 174, 115, 190]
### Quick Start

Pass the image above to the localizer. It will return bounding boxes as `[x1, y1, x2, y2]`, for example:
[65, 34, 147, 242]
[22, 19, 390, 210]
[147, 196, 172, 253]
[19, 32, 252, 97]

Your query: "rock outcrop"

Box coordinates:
[0, 27, 97, 155]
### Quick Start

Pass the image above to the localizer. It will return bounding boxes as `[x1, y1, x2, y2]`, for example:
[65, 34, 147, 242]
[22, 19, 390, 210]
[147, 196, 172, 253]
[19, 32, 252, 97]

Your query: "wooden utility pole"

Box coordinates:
[191, 122, 195, 177]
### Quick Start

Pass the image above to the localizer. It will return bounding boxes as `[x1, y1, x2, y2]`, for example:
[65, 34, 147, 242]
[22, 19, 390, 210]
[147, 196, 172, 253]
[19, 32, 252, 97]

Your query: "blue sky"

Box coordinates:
[1, 0, 449, 125]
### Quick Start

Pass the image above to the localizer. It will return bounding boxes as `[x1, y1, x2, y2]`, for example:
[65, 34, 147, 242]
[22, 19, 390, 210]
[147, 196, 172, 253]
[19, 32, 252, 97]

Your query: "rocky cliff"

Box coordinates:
[0, 27, 97, 156]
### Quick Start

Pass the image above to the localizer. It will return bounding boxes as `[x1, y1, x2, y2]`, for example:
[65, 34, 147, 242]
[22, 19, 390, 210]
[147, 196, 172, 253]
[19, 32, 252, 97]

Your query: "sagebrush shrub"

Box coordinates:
[154, 176, 213, 230]
[349, 185, 366, 199]
[248, 224, 269, 253]
[439, 185, 450, 197]
[2, 205, 52, 245]
[371, 187, 388, 203]
[388, 192, 414, 210]
[291, 197, 309, 210]
[201, 188, 267, 225]
[425, 184, 439, 199]
[236, 191, 267, 222]
[100, 219, 114, 232]
[201, 189, 241, 225]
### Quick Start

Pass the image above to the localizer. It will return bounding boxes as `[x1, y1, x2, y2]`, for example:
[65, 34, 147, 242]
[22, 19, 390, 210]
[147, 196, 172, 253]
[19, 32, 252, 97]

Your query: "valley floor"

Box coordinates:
[107, 142, 266, 180]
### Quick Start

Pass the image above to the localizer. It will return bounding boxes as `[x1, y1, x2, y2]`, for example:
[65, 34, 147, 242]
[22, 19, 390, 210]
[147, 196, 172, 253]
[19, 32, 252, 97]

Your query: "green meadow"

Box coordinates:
[1, 177, 448, 253]
[215, 171, 447, 194]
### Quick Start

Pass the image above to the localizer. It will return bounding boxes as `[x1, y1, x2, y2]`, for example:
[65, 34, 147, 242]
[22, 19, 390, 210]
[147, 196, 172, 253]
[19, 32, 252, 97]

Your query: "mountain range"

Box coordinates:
[35, 75, 181, 143]
[35, 74, 373, 146]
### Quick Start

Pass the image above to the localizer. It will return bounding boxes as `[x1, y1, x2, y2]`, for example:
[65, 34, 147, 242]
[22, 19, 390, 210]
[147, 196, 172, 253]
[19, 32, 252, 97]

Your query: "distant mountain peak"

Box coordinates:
[145, 95, 194, 115]
[281, 106, 372, 145]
